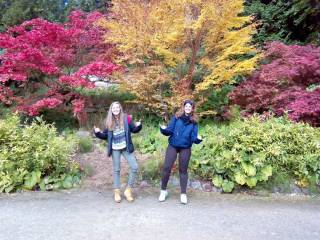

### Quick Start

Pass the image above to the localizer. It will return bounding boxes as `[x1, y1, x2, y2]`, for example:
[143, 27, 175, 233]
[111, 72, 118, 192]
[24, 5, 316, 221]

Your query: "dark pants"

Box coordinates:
[161, 145, 191, 194]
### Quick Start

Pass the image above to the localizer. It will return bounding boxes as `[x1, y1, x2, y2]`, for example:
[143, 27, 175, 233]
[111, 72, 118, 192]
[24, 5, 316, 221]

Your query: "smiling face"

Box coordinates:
[184, 103, 193, 115]
[111, 102, 121, 116]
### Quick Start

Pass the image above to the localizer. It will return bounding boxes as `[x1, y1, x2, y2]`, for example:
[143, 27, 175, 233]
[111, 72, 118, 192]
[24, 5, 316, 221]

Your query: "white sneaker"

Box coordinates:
[158, 190, 168, 202]
[180, 194, 188, 204]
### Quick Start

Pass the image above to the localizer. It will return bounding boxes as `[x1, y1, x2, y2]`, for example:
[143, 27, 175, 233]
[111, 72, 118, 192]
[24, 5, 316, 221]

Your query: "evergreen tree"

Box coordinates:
[245, 0, 320, 45]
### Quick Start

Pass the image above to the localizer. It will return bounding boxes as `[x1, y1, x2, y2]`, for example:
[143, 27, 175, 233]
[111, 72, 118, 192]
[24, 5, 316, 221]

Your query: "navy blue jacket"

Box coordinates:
[160, 116, 202, 149]
[94, 115, 142, 156]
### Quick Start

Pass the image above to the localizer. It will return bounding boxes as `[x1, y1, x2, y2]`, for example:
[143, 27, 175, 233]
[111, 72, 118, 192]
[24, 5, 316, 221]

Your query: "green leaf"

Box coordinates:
[5, 185, 14, 193]
[34, 170, 41, 182]
[53, 182, 63, 190]
[234, 172, 246, 185]
[246, 177, 258, 188]
[221, 151, 232, 160]
[260, 165, 273, 181]
[222, 180, 234, 193]
[39, 180, 46, 191]
[23, 171, 41, 190]
[62, 176, 73, 189]
[212, 175, 223, 188]
[35, 116, 42, 123]
[242, 163, 257, 176]
[72, 176, 81, 186]
[214, 161, 226, 174]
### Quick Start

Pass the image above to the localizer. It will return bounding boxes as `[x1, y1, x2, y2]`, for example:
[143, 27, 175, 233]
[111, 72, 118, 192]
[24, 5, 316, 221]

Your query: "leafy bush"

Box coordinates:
[76, 85, 135, 102]
[191, 115, 320, 192]
[41, 109, 79, 131]
[140, 154, 163, 181]
[229, 42, 320, 127]
[133, 122, 167, 180]
[78, 136, 93, 153]
[133, 122, 167, 155]
[197, 85, 234, 118]
[131, 115, 320, 192]
[0, 115, 81, 193]
[0, 104, 11, 118]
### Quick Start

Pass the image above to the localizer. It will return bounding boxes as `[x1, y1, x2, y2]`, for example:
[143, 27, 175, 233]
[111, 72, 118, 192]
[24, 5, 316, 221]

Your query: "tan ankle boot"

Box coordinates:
[114, 189, 122, 203]
[124, 187, 134, 202]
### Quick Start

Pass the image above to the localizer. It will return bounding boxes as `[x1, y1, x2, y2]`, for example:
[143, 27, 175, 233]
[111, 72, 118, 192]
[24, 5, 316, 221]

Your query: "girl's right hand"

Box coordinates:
[135, 119, 142, 127]
[160, 125, 167, 129]
[93, 126, 101, 133]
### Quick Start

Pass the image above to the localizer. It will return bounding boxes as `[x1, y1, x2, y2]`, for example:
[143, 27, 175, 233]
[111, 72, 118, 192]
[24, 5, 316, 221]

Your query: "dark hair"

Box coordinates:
[175, 99, 199, 123]
[183, 99, 194, 106]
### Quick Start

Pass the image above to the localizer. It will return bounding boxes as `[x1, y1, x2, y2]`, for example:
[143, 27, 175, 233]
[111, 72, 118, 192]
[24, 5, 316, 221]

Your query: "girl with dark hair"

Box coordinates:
[159, 100, 202, 204]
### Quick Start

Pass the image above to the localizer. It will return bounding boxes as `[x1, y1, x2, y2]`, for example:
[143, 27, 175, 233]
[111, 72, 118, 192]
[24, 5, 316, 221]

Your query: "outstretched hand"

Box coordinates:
[135, 119, 142, 127]
[93, 125, 101, 133]
[160, 125, 167, 129]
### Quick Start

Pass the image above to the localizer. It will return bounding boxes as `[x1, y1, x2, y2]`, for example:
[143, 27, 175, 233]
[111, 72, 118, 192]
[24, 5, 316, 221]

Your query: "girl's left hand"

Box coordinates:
[94, 126, 101, 133]
[197, 135, 202, 140]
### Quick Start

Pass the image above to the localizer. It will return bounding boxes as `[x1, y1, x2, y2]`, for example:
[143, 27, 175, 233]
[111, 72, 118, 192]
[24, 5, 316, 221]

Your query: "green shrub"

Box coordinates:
[133, 122, 167, 181]
[131, 115, 320, 193]
[0, 104, 11, 118]
[78, 136, 93, 153]
[41, 109, 79, 131]
[191, 115, 320, 192]
[140, 153, 163, 181]
[244, 0, 320, 45]
[75, 85, 135, 101]
[0, 115, 81, 193]
[133, 123, 167, 155]
[196, 84, 233, 118]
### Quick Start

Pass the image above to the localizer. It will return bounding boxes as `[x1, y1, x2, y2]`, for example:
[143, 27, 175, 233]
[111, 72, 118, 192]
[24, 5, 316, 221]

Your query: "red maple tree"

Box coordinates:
[229, 41, 320, 127]
[0, 10, 118, 123]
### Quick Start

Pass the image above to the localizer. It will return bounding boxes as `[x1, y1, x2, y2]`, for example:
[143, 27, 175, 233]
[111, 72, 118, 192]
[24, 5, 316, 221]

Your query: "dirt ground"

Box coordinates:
[74, 144, 150, 189]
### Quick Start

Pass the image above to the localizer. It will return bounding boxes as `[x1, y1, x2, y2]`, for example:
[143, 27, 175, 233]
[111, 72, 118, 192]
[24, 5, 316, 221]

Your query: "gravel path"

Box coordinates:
[1, 187, 319, 240]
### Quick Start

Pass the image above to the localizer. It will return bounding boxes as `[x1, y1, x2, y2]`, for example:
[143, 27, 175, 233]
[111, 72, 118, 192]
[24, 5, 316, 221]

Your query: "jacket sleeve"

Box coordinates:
[94, 129, 108, 140]
[191, 124, 202, 144]
[128, 115, 142, 133]
[160, 116, 177, 136]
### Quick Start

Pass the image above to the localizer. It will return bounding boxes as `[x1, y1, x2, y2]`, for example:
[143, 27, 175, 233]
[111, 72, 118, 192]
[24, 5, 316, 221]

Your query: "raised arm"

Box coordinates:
[93, 126, 108, 140]
[128, 115, 142, 133]
[160, 116, 177, 136]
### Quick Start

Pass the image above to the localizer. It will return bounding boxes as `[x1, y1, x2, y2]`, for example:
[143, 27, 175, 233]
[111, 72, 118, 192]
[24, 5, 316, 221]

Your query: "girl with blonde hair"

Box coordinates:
[94, 101, 142, 203]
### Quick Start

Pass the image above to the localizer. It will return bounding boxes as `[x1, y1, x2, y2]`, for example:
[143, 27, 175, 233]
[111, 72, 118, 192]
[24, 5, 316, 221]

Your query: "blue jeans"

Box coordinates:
[112, 149, 138, 189]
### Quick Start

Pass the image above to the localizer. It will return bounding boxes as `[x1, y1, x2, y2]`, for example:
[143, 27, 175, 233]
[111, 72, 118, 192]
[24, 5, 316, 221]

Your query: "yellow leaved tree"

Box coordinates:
[99, 0, 260, 115]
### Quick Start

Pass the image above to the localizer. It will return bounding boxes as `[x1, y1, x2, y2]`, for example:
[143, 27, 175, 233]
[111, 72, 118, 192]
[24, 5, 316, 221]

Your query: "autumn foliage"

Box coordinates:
[0, 10, 118, 123]
[0, 2, 318, 128]
[102, 0, 259, 113]
[229, 41, 320, 126]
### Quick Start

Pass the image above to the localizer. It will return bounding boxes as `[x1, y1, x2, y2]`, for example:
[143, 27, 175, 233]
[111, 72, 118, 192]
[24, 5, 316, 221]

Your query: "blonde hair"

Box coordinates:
[175, 100, 199, 123]
[105, 101, 125, 130]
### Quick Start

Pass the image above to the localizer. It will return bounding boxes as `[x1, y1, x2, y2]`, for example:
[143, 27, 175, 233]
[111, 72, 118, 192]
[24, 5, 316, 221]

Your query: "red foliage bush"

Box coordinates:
[229, 41, 320, 126]
[0, 10, 118, 122]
